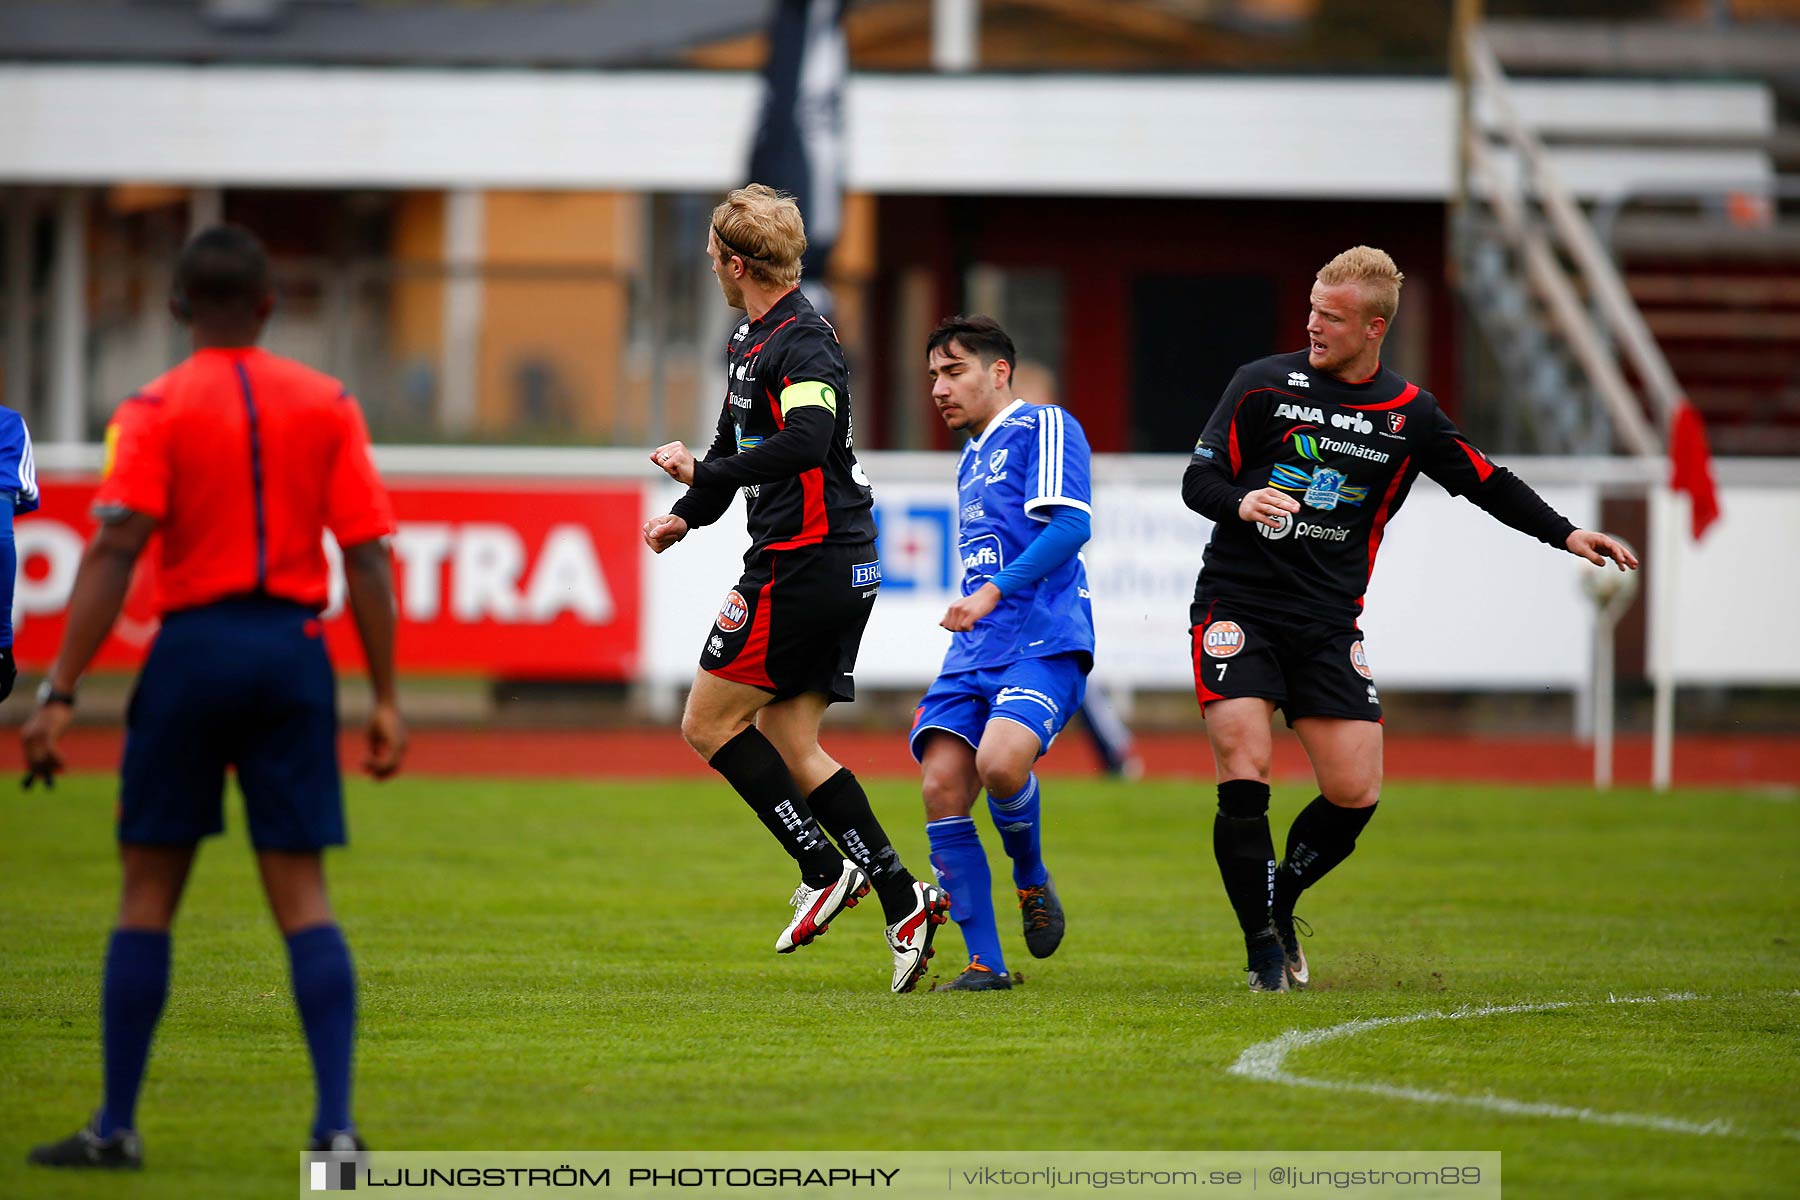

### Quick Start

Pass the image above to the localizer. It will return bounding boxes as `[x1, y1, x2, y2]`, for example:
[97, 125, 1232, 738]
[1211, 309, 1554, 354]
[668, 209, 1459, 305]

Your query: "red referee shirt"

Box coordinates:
[94, 346, 395, 615]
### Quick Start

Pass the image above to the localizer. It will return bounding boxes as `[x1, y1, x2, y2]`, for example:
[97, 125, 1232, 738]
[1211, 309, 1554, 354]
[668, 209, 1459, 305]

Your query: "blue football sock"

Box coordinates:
[286, 924, 357, 1141]
[99, 929, 171, 1137]
[986, 773, 1048, 889]
[926, 817, 1006, 975]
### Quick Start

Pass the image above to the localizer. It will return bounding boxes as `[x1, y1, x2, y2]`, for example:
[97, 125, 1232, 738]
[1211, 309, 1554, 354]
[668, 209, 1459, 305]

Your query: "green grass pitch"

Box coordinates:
[3, 773, 1796, 1199]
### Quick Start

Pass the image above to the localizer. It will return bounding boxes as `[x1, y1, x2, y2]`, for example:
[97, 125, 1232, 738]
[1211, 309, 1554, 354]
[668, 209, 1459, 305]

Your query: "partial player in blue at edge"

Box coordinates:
[910, 316, 1096, 991]
[0, 404, 40, 702]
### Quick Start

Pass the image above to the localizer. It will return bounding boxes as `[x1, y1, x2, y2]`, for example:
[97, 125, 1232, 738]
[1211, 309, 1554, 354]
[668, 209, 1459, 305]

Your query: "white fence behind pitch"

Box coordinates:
[638, 453, 1782, 694]
[29, 445, 1796, 693]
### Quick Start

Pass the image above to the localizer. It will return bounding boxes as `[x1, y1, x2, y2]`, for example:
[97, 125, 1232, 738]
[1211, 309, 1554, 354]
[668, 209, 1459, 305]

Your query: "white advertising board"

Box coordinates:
[643, 458, 1600, 693]
[1661, 486, 1800, 685]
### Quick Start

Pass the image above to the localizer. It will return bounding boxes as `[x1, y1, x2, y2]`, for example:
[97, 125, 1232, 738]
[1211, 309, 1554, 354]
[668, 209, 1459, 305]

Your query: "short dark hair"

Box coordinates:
[926, 314, 1016, 372]
[173, 224, 271, 319]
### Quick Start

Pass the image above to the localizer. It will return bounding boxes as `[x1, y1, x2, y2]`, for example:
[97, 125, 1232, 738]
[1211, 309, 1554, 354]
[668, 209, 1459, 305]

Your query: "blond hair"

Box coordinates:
[711, 184, 807, 289]
[1316, 245, 1404, 322]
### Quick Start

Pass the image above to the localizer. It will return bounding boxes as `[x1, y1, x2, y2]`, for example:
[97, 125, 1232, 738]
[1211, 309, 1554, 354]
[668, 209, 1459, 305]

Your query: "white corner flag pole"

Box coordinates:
[1582, 535, 1640, 793]
[1649, 486, 1677, 792]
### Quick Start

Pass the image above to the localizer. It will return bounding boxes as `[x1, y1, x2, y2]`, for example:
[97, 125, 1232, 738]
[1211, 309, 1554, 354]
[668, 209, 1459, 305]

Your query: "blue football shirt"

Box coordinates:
[0, 407, 38, 648]
[939, 399, 1095, 674]
[0, 407, 38, 516]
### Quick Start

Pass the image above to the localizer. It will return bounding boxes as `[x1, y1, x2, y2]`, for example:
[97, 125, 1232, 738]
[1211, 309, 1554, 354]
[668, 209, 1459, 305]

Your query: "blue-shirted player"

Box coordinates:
[911, 316, 1096, 992]
[0, 405, 40, 701]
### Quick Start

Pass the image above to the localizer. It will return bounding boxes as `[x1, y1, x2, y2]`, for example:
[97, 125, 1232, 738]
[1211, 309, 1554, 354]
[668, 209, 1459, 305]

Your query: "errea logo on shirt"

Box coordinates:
[1286, 371, 1310, 388]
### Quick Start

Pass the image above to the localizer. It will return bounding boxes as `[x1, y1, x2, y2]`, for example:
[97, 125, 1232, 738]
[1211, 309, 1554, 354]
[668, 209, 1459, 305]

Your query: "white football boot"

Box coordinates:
[776, 859, 869, 953]
[885, 881, 951, 993]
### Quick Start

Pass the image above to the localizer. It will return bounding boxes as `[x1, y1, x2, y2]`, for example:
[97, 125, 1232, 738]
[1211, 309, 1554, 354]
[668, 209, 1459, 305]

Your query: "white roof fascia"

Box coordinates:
[0, 65, 1771, 200]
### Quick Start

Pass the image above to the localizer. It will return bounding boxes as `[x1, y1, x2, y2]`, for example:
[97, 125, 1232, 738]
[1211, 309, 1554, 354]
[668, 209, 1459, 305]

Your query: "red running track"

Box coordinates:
[31, 727, 1799, 788]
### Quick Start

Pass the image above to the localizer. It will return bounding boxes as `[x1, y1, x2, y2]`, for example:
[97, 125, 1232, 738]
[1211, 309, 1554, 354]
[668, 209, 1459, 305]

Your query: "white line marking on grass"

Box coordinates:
[1609, 990, 1695, 1004]
[1229, 993, 1746, 1139]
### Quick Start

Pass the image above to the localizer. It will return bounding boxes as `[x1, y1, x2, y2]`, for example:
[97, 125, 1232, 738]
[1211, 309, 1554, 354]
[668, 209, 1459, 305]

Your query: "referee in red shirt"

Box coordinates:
[23, 226, 404, 1168]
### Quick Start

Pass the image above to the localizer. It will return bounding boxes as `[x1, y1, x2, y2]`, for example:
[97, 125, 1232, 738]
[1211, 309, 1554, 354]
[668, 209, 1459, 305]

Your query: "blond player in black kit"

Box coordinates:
[1182, 246, 1638, 992]
[644, 185, 948, 994]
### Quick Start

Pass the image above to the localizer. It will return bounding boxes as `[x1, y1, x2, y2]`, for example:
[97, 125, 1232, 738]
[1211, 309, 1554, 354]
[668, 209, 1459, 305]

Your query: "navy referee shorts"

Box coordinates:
[119, 596, 345, 851]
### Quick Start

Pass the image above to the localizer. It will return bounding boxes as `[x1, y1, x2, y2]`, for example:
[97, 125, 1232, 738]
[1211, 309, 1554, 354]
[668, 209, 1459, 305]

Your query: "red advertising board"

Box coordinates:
[13, 477, 644, 680]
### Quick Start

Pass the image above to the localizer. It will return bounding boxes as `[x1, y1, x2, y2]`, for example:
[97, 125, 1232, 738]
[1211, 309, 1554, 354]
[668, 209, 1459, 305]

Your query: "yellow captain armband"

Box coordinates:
[102, 424, 121, 479]
[779, 380, 837, 416]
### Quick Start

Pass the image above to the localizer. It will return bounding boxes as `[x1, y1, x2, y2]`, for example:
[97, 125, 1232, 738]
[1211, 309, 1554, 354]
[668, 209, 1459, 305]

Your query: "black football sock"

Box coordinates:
[806, 768, 918, 923]
[708, 728, 843, 887]
[1214, 778, 1277, 937]
[1272, 795, 1378, 917]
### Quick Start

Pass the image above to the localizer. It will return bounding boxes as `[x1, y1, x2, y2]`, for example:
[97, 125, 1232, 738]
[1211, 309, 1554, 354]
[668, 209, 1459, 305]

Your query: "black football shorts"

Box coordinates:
[701, 541, 881, 704]
[1189, 597, 1382, 724]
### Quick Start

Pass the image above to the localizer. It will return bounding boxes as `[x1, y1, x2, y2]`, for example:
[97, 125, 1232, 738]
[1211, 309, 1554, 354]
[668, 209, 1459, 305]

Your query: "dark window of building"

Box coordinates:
[1129, 273, 1278, 452]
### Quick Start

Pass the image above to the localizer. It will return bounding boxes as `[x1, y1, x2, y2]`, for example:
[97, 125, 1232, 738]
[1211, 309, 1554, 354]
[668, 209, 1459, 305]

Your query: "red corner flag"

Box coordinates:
[1669, 400, 1721, 540]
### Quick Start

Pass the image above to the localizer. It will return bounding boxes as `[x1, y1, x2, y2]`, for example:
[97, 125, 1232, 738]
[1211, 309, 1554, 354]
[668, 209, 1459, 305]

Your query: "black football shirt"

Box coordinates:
[673, 287, 877, 559]
[1183, 350, 1575, 622]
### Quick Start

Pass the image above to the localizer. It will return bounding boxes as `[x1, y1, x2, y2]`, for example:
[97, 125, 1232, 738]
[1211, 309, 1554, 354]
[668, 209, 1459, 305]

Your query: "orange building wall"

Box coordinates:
[478, 191, 636, 437]
[388, 190, 638, 438]
[390, 190, 446, 400]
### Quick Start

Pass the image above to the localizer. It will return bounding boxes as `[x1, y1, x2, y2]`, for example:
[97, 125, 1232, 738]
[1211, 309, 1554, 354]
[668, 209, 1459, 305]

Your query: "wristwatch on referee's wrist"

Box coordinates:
[35, 680, 76, 709]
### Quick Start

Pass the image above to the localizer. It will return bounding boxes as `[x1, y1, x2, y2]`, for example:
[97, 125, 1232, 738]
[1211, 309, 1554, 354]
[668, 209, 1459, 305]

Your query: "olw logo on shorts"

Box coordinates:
[1204, 621, 1246, 658]
[716, 590, 749, 633]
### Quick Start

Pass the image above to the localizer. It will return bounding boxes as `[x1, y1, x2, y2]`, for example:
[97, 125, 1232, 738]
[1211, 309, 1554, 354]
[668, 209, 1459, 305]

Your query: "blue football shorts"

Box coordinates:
[119, 597, 345, 851]
[909, 652, 1089, 762]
